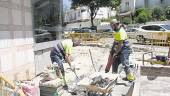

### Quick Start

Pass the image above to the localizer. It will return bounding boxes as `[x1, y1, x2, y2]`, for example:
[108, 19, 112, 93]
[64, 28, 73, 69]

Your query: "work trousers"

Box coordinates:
[50, 54, 65, 76]
[112, 46, 131, 74]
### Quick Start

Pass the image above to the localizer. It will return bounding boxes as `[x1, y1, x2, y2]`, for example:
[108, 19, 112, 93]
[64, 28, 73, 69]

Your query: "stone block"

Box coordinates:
[0, 52, 13, 72]
[25, 12, 32, 25]
[25, 31, 34, 44]
[0, 7, 9, 25]
[0, 31, 11, 48]
[24, 0, 31, 7]
[13, 31, 25, 46]
[12, 9, 22, 25]
[11, 0, 21, 5]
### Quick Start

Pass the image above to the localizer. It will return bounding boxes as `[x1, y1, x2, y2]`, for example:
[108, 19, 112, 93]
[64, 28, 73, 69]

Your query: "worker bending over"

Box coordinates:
[50, 39, 79, 89]
[105, 19, 134, 81]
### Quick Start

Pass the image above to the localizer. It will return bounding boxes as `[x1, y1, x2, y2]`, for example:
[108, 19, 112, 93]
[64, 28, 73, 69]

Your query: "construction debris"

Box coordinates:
[77, 72, 118, 95]
[2, 43, 169, 96]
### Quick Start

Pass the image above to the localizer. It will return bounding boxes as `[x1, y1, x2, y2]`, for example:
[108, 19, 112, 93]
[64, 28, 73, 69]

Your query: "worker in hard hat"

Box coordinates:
[105, 19, 134, 81]
[50, 39, 80, 89]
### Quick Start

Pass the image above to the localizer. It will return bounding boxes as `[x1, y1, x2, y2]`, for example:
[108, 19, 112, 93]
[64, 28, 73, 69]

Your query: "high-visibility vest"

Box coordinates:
[114, 27, 128, 41]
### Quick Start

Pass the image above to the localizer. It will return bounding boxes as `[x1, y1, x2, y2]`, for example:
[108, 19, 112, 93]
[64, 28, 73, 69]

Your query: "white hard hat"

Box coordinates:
[111, 19, 119, 24]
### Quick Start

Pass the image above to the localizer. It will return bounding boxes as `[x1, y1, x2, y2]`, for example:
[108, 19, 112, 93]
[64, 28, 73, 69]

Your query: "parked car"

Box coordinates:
[72, 27, 96, 33]
[135, 24, 170, 43]
[127, 28, 139, 33]
[34, 29, 52, 43]
[127, 28, 139, 39]
[102, 29, 113, 32]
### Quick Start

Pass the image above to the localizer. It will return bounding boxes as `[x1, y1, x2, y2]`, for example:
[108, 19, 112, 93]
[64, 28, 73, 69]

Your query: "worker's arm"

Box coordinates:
[114, 40, 124, 56]
[65, 54, 72, 66]
[65, 53, 75, 70]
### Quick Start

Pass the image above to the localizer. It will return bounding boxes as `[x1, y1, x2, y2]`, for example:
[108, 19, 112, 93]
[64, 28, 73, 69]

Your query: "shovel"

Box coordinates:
[69, 66, 80, 80]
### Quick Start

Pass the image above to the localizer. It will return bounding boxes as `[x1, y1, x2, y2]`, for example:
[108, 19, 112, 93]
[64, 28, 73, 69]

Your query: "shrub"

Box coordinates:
[152, 7, 165, 20]
[135, 12, 148, 23]
[134, 8, 152, 23]
[122, 17, 131, 24]
[165, 6, 170, 20]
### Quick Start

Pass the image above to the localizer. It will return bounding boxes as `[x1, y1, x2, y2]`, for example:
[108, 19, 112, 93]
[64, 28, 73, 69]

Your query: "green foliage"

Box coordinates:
[152, 7, 165, 20]
[160, 15, 166, 21]
[165, 6, 170, 20]
[134, 8, 152, 23]
[110, 0, 121, 9]
[122, 17, 131, 25]
[101, 16, 116, 22]
[110, 16, 116, 19]
[135, 12, 148, 23]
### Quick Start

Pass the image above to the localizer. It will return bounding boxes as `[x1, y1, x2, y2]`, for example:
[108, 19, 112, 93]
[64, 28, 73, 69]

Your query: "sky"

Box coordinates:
[63, 0, 71, 8]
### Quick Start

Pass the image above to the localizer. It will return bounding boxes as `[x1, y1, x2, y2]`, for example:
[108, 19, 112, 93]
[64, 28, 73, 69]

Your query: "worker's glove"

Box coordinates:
[105, 68, 110, 73]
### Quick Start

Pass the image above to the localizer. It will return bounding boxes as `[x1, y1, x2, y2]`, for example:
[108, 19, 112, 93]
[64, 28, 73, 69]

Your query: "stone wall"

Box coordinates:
[0, 0, 35, 80]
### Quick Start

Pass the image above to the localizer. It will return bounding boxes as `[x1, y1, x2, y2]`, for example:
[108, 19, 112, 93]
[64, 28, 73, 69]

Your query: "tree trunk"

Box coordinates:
[91, 16, 94, 27]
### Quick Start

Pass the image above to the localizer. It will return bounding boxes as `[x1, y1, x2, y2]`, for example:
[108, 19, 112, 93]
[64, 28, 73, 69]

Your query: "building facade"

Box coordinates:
[120, 0, 170, 15]
[0, 0, 63, 80]
[64, 7, 116, 23]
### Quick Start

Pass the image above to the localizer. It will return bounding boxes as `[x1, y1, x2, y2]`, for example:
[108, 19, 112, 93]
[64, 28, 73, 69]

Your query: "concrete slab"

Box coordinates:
[140, 76, 170, 96]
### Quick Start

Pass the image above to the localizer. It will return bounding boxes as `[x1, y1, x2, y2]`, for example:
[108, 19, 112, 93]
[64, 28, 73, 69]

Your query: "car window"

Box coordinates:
[152, 25, 163, 31]
[131, 29, 138, 32]
[141, 26, 153, 30]
[160, 25, 170, 30]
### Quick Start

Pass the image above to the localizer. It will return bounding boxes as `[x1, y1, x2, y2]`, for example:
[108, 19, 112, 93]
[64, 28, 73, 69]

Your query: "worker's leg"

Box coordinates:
[50, 56, 67, 87]
[120, 47, 134, 81]
[112, 56, 121, 73]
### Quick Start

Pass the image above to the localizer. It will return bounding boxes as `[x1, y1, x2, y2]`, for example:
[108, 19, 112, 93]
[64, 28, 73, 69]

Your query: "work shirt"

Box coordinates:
[61, 39, 73, 55]
[50, 39, 73, 59]
[110, 27, 129, 55]
[114, 27, 128, 41]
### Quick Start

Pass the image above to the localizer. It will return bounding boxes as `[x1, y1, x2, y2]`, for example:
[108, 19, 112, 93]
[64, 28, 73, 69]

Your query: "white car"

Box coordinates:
[127, 28, 139, 39]
[135, 24, 170, 43]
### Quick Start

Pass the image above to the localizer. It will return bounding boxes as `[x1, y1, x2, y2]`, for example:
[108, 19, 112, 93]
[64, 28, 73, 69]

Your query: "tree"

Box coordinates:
[122, 17, 131, 25]
[135, 12, 148, 23]
[152, 7, 165, 20]
[71, 0, 121, 27]
[134, 8, 152, 23]
[165, 6, 170, 20]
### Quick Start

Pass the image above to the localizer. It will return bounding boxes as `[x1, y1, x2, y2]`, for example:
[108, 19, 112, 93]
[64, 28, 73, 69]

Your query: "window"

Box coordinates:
[32, 0, 63, 43]
[161, 0, 165, 4]
[141, 25, 167, 31]
[125, 2, 129, 7]
[78, 11, 81, 17]
[141, 26, 153, 30]
[152, 25, 163, 31]
[161, 25, 170, 30]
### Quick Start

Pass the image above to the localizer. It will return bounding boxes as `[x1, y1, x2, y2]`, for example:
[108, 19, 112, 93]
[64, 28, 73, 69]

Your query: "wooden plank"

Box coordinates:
[131, 66, 140, 96]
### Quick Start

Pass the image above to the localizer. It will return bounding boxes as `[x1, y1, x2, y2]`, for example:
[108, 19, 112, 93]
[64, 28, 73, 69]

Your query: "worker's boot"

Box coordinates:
[63, 84, 68, 90]
[127, 73, 135, 81]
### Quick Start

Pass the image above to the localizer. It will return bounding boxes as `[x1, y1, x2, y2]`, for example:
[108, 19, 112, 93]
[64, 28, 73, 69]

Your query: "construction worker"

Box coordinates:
[105, 19, 134, 81]
[50, 39, 80, 89]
